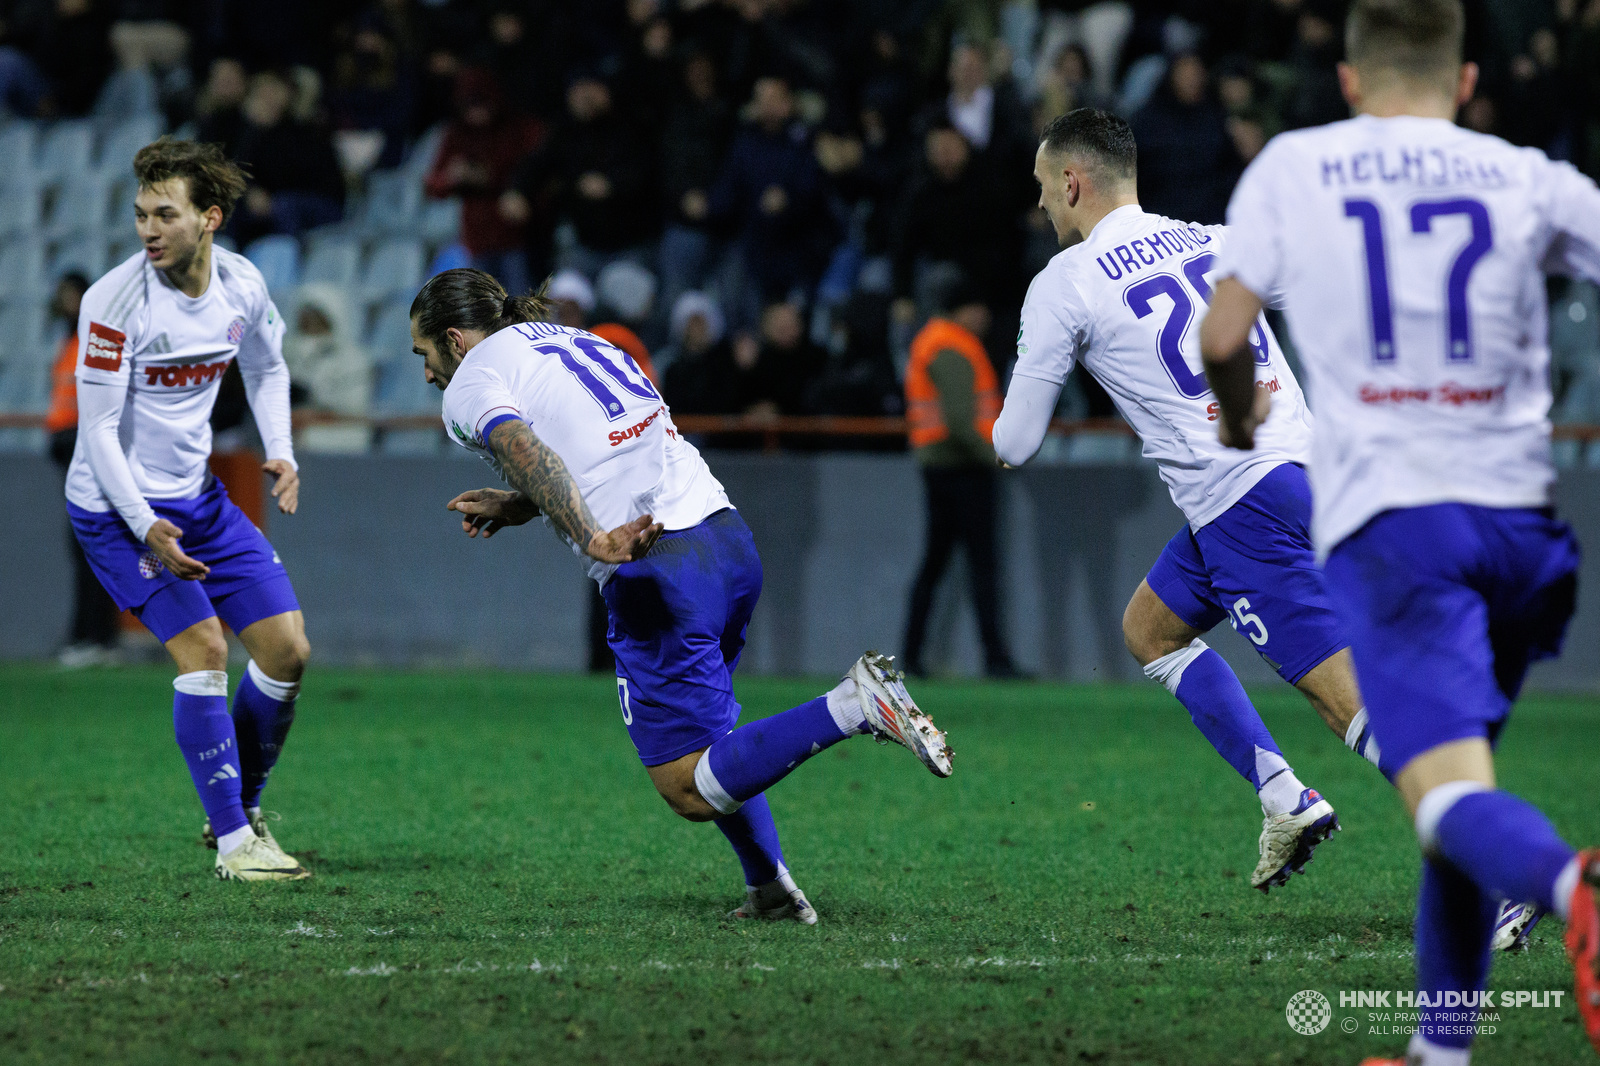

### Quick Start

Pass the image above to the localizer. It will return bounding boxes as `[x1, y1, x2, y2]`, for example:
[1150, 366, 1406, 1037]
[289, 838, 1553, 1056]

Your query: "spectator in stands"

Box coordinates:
[232, 70, 346, 243]
[595, 259, 659, 350]
[0, 31, 50, 117]
[44, 272, 121, 667]
[510, 72, 657, 281]
[545, 269, 596, 328]
[36, 0, 115, 116]
[708, 74, 834, 323]
[900, 291, 1020, 679]
[891, 123, 1005, 321]
[1132, 52, 1242, 226]
[328, 21, 415, 168]
[194, 57, 248, 156]
[661, 291, 733, 412]
[1283, 0, 1347, 131]
[804, 292, 902, 420]
[735, 300, 826, 417]
[657, 50, 734, 314]
[283, 283, 373, 455]
[940, 38, 1031, 171]
[425, 68, 543, 297]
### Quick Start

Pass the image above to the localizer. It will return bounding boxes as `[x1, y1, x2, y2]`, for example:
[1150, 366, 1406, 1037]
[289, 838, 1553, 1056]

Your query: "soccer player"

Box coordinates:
[1198, 1, 1600, 1061]
[409, 268, 953, 923]
[993, 109, 1383, 895]
[67, 138, 312, 882]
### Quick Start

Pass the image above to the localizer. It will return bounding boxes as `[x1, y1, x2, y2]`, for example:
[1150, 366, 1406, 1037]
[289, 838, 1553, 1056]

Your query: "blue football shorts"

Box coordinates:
[1324, 502, 1579, 775]
[1146, 462, 1347, 686]
[602, 508, 762, 766]
[67, 476, 300, 644]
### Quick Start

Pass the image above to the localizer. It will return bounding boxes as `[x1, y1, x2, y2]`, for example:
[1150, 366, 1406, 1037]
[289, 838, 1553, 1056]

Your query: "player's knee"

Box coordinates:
[258, 632, 311, 681]
[1121, 609, 1163, 666]
[661, 789, 719, 822]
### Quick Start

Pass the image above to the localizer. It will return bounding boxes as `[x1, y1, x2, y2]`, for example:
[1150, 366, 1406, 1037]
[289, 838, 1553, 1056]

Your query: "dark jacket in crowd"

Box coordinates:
[235, 117, 346, 205]
[891, 158, 1007, 302]
[518, 111, 657, 254]
[1133, 87, 1243, 226]
[709, 120, 834, 299]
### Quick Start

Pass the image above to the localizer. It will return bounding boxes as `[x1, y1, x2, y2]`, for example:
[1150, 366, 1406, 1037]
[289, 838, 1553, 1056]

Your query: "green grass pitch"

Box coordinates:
[1, 664, 1595, 1065]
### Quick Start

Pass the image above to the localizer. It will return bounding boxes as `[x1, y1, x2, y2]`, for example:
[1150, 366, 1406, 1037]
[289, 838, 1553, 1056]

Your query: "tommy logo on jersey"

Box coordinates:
[143, 358, 234, 388]
[85, 322, 126, 371]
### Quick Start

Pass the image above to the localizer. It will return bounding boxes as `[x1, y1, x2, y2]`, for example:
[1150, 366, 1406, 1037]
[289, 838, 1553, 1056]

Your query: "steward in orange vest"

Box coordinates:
[905, 315, 1001, 466]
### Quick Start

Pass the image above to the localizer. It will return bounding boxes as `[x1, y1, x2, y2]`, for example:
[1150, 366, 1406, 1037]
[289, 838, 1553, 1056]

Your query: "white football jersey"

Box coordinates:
[1015, 205, 1315, 528]
[67, 247, 292, 538]
[441, 321, 730, 583]
[1220, 115, 1600, 553]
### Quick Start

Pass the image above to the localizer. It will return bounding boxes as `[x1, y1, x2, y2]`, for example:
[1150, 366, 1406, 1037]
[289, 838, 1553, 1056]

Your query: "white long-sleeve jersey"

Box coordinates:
[66, 246, 293, 542]
[997, 205, 1315, 529]
[1218, 114, 1600, 554]
[441, 321, 730, 584]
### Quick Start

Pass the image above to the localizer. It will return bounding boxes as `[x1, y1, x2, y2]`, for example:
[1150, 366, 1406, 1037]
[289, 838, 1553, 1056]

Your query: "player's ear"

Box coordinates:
[1336, 62, 1361, 112]
[202, 204, 223, 234]
[445, 327, 466, 360]
[1454, 62, 1479, 109]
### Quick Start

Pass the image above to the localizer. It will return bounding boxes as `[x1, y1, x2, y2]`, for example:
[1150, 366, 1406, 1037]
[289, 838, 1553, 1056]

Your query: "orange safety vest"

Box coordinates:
[44, 333, 78, 434]
[905, 318, 1001, 448]
[590, 322, 658, 388]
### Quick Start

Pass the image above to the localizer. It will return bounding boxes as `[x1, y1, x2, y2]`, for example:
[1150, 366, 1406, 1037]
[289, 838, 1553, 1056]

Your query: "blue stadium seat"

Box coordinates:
[97, 113, 164, 174]
[301, 235, 363, 286]
[43, 172, 114, 239]
[37, 120, 96, 185]
[361, 237, 424, 301]
[0, 120, 40, 188]
[366, 296, 417, 365]
[402, 123, 446, 183]
[49, 235, 108, 281]
[0, 301, 47, 367]
[92, 69, 159, 125]
[373, 357, 439, 415]
[0, 183, 42, 238]
[107, 236, 143, 268]
[245, 235, 302, 293]
[419, 197, 461, 246]
[0, 241, 49, 298]
[360, 169, 423, 235]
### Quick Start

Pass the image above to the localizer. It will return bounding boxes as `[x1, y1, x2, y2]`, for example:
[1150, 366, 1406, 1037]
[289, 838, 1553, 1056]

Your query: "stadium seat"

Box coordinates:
[213, 234, 237, 254]
[301, 235, 363, 286]
[360, 169, 422, 236]
[107, 236, 142, 268]
[418, 197, 461, 246]
[361, 237, 424, 302]
[0, 120, 40, 188]
[49, 235, 108, 280]
[0, 301, 47, 367]
[373, 357, 443, 455]
[97, 113, 164, 173]
[0, 241, 49, 298]
[36, 120, 95, 185]
[245, 235, 302, 293]
[402, 123, 446, 183]
[366, 296, 417, 365]
[0, 182, 42, 238]
[92, 69, 159, 125]
[43, 172, 115, 239]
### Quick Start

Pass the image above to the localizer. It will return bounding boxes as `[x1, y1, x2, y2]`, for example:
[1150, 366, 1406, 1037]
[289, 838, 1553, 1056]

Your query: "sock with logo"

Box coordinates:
[173, 671, 250, 845]
[714, 792, 787, 887]
[1144, 640, 1304, 814]
[692, 679, 865, 813]
[1420, 785, 1578, 916]
[232, 659, 300, 809]
[1413, 855, 1496, 1052]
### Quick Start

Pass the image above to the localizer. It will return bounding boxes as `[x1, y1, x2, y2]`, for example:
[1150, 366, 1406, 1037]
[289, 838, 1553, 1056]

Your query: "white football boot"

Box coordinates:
[729, 873, 818, 925]
[848, 652, 953, 777]
[1252, 787, 1339, 891]
[1491, 900, 1543, 952]
[215, 833, 311, 882]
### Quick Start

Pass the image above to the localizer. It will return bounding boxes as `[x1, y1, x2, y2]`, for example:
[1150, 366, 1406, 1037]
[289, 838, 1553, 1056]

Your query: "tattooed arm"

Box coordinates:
[456, 418, 662, 563]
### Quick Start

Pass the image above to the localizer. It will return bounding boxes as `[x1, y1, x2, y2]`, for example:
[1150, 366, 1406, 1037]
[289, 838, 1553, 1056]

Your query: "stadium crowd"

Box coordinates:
[2, 0, 1600, 443]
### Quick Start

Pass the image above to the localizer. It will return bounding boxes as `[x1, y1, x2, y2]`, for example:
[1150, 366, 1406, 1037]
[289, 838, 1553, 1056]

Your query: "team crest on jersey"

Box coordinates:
[138, 551, 165, 579]
[226, 316, 247, 345]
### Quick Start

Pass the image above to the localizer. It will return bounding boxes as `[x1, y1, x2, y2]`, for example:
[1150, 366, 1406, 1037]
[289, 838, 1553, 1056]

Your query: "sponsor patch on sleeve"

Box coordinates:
[84, 322, 126, 371]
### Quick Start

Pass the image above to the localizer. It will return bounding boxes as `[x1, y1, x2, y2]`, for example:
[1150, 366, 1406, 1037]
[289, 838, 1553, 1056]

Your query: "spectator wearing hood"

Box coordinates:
[426, 68, 545, 296]
[661, 291, 735, 414]
[545, 269, 596, 328]
[283, 284, 373, 455]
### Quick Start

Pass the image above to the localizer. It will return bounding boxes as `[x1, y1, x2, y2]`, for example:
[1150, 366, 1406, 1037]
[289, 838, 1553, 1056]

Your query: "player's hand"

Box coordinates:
[447, 487, 539, 539]
[262, 459, 299, 514]
[587, 514, 664, 564]
[145, 519, 209, 580]
[1217, 386, 1272, 451]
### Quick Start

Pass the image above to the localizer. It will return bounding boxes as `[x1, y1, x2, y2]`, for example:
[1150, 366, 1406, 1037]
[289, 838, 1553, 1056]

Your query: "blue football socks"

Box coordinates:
[1427, 787, 1577, 915]
[694, 680, 865, 813]
[232, 660, 300, 810]
[173, 671, 249, 839]
[1414, 856, 1498, 1051]
[1144, 640, 1303, 812]
[714, 792, 787, 887]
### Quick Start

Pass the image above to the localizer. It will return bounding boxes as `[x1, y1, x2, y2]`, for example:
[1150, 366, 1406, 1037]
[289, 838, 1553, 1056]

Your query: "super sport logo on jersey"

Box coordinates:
[84, 322, 125, 371]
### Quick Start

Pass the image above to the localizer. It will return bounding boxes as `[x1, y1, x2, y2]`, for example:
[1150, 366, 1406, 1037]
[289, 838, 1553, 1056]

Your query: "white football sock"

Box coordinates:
[1406, 1032, 1470, 1066]
[1255, 747, 1306, 817]
[1553, 855, 1582, 922]
[217, 825, 255, 856]
[825, 676, 866, 735]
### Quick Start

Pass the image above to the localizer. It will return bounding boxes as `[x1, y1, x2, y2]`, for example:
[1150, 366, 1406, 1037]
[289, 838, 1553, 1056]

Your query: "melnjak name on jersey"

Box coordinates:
[1095, 225, 1215, 281]
[1317, 147, 1512, 190]
[142, 357, 234, 388]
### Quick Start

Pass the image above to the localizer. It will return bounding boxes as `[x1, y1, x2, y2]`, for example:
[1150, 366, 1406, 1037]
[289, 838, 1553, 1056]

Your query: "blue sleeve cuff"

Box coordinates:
[479, 413, 522, 445]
